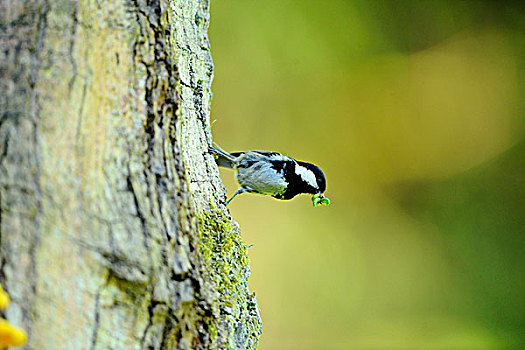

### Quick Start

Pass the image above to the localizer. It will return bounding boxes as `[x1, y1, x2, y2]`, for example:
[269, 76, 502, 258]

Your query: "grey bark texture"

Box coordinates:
[0, 0, 262, 349]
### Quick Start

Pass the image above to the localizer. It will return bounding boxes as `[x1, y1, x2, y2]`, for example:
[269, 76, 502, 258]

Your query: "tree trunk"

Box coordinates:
[0, 0, 261, 349]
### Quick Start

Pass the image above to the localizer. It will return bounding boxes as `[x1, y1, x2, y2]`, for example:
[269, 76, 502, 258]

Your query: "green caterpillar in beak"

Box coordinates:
[312, 194, 330, 207]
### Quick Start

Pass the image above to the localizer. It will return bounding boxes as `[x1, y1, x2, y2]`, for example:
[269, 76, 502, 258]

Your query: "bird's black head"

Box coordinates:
[296, 161, 326, 195]
[271, 158, 327, 200]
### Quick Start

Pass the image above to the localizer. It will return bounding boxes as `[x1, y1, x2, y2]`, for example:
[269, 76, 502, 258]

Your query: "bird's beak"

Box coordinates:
[312, 193, 330, 207]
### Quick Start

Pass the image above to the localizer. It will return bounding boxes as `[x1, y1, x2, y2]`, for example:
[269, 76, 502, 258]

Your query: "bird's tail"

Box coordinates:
[209, 143, 235, 169]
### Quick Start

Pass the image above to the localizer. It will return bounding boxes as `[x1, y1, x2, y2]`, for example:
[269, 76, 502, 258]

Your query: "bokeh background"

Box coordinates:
[208, 1, 525, 349]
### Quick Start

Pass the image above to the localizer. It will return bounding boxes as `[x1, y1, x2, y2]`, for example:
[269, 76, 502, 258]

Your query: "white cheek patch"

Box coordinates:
[295, 164, 317, 189]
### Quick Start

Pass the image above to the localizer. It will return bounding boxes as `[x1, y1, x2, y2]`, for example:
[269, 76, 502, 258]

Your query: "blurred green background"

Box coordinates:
[209, 1, 525, 348]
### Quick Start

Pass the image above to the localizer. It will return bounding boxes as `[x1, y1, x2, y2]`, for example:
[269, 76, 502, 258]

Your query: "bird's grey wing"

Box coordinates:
[241, 150, 294, 162]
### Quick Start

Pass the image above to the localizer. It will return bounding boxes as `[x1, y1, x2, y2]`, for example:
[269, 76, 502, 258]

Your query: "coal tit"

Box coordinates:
[210, 144, 330, 206]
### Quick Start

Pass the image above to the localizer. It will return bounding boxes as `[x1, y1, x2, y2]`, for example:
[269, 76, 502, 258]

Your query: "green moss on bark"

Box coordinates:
[198, 209, 249, 307]
[197, 208, 261, 348]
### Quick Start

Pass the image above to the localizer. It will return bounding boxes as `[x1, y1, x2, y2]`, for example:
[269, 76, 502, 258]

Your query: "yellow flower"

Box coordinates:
[0, 320, 27, 347]
[0, 287, 8, 309]
[0, 285, 27, 348]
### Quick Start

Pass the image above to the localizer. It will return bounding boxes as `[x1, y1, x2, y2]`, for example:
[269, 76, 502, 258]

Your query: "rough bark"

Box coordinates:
[0, 0, 261, 349]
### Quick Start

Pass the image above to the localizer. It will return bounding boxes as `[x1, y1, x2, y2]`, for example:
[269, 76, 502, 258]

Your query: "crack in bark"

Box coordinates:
[90, 272, 112, 350]
[139, 298, 167, 349]
[158, 314, 171, 350]
[126, 169, 152, 262]
[0, 129, 11, 168]
[89, 288, 101, 350]
[67, 4, 79, 91]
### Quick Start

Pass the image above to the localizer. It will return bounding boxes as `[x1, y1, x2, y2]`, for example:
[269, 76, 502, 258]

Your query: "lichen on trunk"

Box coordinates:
[0, 0, 261, 349]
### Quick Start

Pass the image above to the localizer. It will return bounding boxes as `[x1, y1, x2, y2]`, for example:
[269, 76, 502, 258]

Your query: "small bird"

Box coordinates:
[210, 144, 330, 206]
